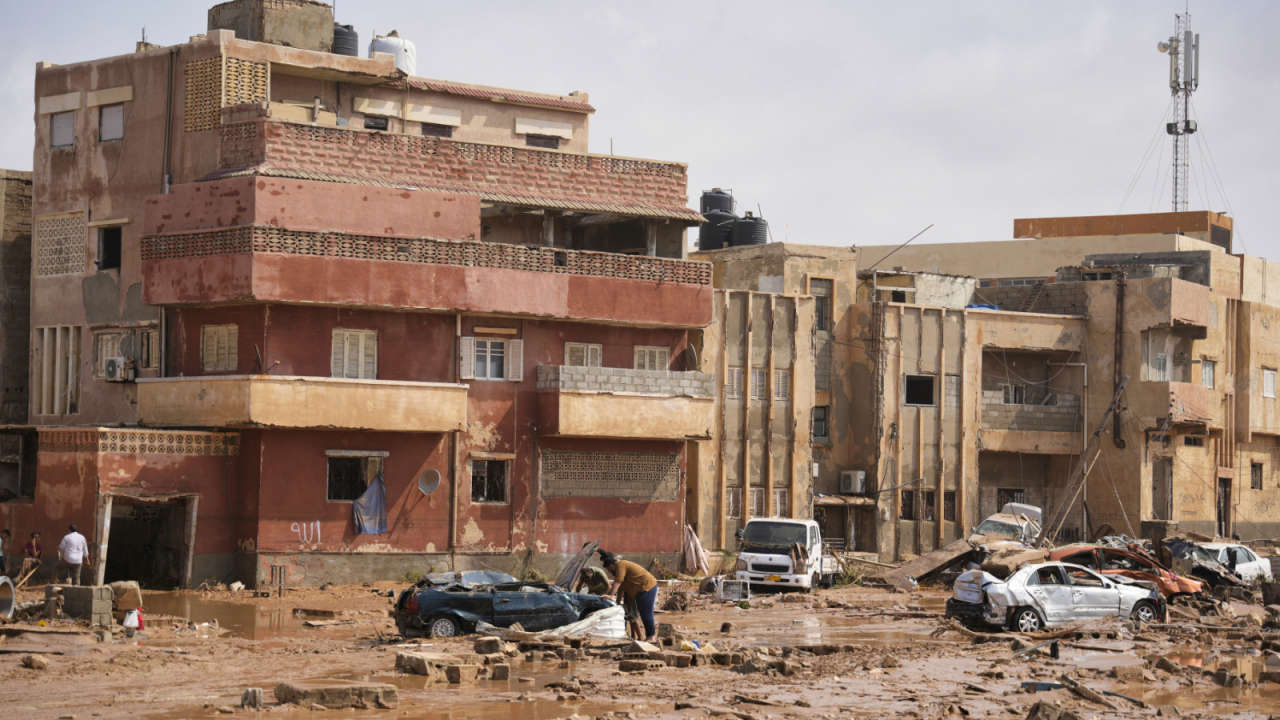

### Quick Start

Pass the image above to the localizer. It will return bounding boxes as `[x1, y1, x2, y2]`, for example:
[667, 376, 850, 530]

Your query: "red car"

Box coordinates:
[1049, 544, 1203, 598]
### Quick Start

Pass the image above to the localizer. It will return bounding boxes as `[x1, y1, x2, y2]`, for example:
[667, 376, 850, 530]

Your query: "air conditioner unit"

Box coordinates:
[839, 470, 866, 496]
[103, 356, 133, 382]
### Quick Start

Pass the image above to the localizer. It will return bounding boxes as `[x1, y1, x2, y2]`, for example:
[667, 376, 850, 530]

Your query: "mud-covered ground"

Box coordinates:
[1, 580, 1278, 719]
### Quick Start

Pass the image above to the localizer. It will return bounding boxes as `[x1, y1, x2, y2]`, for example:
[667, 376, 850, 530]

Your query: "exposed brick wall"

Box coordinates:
[217, 120, 696, 218]
[537, 365, 714, 397]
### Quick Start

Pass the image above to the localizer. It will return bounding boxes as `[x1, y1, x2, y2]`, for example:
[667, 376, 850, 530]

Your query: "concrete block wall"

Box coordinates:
[48, 585, 114, 626]
[974, 282, 1088, 316]
[981, 392, 1082, 433]
[537, 365, 714, 398]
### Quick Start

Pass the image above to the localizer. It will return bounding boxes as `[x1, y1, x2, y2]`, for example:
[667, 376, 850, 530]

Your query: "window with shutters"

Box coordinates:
[139, 329, 160, 370]
[1001, 384, 1026, 405]
[92, 332, 124, 378]
[772, 488, 790, 517]
[812, 405, 829, 442]
[633, 345, 669, 371]
[201, 324, 237, 373]
[749, 487, 765, 517]
[725, 366, 743, 400]
[330, 329, 377, 379]
[564, 342, 602, 368]
[750, 367, 768, 400]
[460, 337, 523, 382]
[34, 326, 81, 415]
[774, 369, 791, 402]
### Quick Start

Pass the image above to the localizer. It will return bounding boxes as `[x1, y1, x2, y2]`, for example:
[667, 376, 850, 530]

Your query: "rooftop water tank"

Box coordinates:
[700, 188, 734, 215]
[699, 209, 737, 251]
[731, 212, 769, 246]
[333, 23, 359, 57]
[370, 31, 417, 76]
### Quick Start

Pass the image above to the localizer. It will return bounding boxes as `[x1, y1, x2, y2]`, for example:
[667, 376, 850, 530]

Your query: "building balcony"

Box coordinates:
[535, 365, 715, 440]
[141, 227, 713, 328]
[1136, 277, 1211, 337]
[1137, 380, 1220, 428]
[980, 392, 1082, 454]
[137, 375, 468, 433]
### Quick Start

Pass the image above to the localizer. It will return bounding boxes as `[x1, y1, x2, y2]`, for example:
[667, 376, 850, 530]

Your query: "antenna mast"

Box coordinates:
[1158, 12, 1200, 211]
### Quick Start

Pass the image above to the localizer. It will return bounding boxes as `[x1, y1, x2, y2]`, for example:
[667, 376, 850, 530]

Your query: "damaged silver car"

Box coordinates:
[950, 561, 1164, 632]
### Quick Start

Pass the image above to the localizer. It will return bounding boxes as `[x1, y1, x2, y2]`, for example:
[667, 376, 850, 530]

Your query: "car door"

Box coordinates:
[1065, 566, 1121, 619]
[492, 583, 576, 632]
[1023, 566, 1073, 624]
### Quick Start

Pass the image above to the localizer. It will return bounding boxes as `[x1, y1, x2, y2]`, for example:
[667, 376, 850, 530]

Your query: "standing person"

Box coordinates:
[57, 524, 89, 586]
[599, 550, 658, 643]
[20, 531, 43, 583]
[0, 528, 9, 576]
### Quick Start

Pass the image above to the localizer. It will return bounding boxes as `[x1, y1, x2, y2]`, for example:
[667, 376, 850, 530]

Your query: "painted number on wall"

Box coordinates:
[290, 520, 321, 546]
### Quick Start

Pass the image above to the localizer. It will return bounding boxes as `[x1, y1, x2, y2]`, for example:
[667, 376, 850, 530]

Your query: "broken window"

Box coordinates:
[750, 368, 768, 400]
[1066, 568, 1104, 587]
[1102, 551, 1148, 571]
[99, 103, 124, 141]
[564, 342, 602, 368]
[904, 375, 936, 406]
[943, 491, 956, 522]
[773, 369, 791, 402]
[1264, 368, 1277, 399]
[420, 122, 453, 138]
[1252, 462, 1264, 490]
[50, 111, 74, 148]
[326, 452, 384, 502]
[633, 345, 669, 371]
[362, 115, 389, 131]
[725, 367, 743, 400]
[201, 324, 237, 373]
[810, 278, 833, 332]
[525, 134, 561, 149]
[1063, 551, 1098, 569]
[922, 490, 936, 521]
[97, 226, 122, 271]
[811, 405, 829, 442]
[1029, 566, 1065, 585]
[471, 459, 508, 503]
[331, 328, 377, 379]
[34, 326, 80, 415]
[899, 490, 916, 520]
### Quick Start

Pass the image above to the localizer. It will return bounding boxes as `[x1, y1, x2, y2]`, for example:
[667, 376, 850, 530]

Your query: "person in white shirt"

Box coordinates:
[57, 524, 89, 586]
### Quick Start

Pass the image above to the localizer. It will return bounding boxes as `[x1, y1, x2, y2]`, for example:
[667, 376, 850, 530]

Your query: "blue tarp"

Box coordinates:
[353, 473, 387, 535]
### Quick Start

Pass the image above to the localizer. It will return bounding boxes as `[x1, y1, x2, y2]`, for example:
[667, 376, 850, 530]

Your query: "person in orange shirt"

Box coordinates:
[600, 550, 658, 643]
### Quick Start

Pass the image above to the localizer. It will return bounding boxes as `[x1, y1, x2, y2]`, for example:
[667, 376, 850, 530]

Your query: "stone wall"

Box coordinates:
[537, 365, 714, 398]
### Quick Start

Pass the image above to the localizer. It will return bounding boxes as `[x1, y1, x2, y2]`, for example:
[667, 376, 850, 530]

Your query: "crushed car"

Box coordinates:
[968, 502, 1042, 552]
[1049, 543, 1203, 598]
[393, 542, 615, 638]
[948, 561, 1163, 632]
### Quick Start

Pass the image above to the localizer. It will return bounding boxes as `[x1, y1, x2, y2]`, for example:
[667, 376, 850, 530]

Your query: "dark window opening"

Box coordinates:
[922, 490, 936, 521]
[554, 251, 568, 267]
[996, 487, 1027, 507]
[472, 460, 508, 503]
[810, 278, 833, 332]
[98, 227, 122, 271]
[890, 290, 907, 303]
[943, 491, 956, 522]
[0, 431, 37, 502]
[525, 134, 561, 149]
[1251, 462, 1263, 490]
[1184, 436, 1205, 447]
[363, 115, 389, 131]
[905, 375, 936, 405]
[420, 122, 454, 138]
[327, 457, 367, 501]
[811, 405, 829, 441]
[900, 490, 916, 520]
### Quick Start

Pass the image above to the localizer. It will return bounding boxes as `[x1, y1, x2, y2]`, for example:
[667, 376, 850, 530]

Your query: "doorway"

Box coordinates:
[103, 495, 197, 588]
[1215, 478, 1231, 537]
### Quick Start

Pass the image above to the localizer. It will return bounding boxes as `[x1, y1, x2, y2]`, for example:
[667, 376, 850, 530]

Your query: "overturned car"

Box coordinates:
[947, 561, 1164, 632]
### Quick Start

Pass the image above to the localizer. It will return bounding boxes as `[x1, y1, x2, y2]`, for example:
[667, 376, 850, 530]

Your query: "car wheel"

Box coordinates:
[427, 615, 462, 638]
[1011, 607, 1044, 633]
[1131, 600, 1157, 624]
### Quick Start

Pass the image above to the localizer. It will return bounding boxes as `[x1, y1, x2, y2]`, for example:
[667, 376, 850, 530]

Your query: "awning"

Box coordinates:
[814, 494, 876, 507]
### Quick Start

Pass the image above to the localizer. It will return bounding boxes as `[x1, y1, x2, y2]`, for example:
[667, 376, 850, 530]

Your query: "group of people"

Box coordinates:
[575, 548, 660, 643]
[0, 525, 90, 585]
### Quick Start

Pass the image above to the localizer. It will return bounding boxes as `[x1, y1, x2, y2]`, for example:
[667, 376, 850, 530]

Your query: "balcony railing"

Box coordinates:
[536, 366, 715, 439]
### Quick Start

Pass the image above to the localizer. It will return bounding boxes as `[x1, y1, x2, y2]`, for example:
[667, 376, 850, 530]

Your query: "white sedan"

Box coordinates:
[1199, 542, 1274, 584]
[973, 561, 1164, 632]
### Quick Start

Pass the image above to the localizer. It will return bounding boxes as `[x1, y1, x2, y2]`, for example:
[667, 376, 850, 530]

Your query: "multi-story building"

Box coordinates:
[1, 1, 715, 586]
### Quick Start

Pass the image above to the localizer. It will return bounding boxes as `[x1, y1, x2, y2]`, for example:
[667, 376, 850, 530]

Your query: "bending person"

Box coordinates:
[599, 549, 658, 643]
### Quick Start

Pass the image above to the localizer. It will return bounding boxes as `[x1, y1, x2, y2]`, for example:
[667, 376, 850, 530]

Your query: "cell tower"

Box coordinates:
[1158, 13, 1200, 211]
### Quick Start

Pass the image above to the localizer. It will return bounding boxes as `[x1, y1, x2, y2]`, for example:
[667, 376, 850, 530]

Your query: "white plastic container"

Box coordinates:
[369, 31, 417, 76]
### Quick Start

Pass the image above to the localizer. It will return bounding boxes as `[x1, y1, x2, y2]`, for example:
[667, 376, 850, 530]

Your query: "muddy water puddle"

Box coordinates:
[142, 591, 303, 640]
[1107, 652, 1280, 714]
[678, 612, 939, 647]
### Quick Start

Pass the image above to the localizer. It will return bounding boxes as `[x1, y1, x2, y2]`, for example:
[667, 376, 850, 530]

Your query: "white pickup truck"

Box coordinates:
[734, 517, 839, 592]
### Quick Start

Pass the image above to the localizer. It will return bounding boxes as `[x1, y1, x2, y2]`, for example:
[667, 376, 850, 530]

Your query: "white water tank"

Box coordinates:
[369, 30, 417, 76]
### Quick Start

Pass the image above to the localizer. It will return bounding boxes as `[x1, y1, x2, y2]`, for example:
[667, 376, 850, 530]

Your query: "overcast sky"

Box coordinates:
[2, 1, 1276, 259]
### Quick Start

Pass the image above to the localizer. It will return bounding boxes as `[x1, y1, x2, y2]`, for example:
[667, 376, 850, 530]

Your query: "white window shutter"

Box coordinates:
[634, 346, 645, 370]
[224, 325, 237, 372]
[506, 339, 523, 381]
[330, 330, 344, 377]
[202, 326, 217, 372]
[459, 336, 475, 380]
[361, 330, 377, 379]
[588, 344, 602, 368]
[565, 343, 584, 367]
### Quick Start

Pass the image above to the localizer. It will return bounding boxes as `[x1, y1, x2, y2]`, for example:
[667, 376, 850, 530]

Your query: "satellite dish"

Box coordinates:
[417, 469, 441, 495]
[1157, 41, 1171, 53]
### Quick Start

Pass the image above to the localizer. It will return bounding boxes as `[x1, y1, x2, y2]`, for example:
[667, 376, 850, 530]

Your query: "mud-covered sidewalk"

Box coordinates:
[1, 581, 1278, 719]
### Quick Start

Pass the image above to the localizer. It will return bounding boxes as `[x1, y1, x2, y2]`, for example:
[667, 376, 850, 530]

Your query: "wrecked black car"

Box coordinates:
[394, 542, 614, 638]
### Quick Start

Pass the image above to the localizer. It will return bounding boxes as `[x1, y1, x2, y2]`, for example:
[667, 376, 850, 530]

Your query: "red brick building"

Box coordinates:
[2, 2, 714, 587]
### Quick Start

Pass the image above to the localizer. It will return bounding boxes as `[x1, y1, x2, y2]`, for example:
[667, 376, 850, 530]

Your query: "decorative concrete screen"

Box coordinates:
[34, 211, 86, 277]
[185, 57, 268, 132]
[540, 449, 680, 501]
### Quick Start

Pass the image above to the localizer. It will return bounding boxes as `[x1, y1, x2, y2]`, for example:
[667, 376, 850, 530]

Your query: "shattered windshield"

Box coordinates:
[742, 521, 807, 549]
[974, 519, 1022, 538]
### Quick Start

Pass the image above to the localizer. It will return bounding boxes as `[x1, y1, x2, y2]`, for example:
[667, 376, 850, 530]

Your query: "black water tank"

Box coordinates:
[699, 209, 736, 251]
[700, 188, 734, 215]
[333, 24, 359, 56]
[731, 213, 769, 246]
